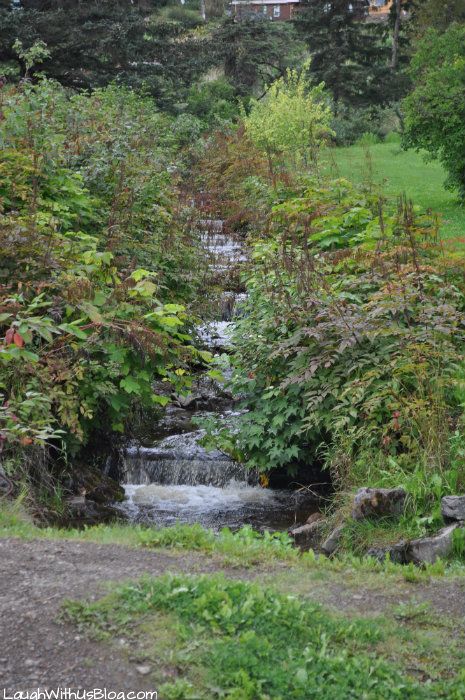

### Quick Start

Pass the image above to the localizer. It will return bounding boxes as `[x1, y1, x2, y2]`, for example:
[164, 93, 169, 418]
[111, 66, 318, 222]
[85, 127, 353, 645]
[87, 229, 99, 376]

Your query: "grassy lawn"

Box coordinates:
[322, 142, 465, 243]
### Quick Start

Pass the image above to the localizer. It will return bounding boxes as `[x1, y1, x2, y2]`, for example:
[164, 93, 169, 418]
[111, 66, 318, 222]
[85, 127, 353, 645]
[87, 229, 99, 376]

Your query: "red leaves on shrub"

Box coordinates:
[4, 328, 24, 347]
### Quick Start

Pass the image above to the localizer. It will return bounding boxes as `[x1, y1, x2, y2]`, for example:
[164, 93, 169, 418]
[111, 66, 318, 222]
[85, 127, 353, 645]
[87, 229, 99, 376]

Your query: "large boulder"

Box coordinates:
[352, 487, 406, 521]
[441, 496, 465, 522]
[406, 524, 460, 565]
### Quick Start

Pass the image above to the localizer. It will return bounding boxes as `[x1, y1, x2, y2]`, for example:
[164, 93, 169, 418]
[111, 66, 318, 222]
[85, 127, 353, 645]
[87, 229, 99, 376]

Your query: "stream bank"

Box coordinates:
[112, 217, 327, 532]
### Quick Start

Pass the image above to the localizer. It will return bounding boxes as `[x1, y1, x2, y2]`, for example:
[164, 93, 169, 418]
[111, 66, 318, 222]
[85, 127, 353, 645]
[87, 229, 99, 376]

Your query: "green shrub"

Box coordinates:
[187, 78, 238, 128]
[356, 131, 381, 146]
[384, 131, 402, 144]
[242, 67, 333, 181]
[0, 79, 204, 488]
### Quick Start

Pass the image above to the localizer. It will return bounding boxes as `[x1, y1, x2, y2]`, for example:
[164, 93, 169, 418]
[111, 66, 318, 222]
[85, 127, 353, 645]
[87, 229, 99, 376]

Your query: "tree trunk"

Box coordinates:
[391, 0, 401, 69]
[200, 0, 206, 20]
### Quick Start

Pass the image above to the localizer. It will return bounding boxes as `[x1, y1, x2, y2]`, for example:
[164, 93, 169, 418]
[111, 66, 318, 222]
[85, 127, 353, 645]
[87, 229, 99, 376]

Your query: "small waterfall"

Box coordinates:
[115, 217, 321, 530]
[121, 431, 258, 487]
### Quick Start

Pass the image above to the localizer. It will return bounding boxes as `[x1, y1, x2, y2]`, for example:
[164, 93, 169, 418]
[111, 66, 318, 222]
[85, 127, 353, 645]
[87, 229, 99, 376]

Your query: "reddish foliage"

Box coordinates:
[4, 328, 14, 345]
[13, 333, 24, 348]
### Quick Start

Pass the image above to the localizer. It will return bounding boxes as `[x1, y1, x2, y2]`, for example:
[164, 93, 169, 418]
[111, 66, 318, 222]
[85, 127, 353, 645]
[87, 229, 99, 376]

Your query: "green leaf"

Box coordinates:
[93, 290, 107, 307]
[163, 303, 185, 313]
[59, 323, 89, 340]
[120, 376, 141, 394]
[79, 301, 103, 323]
[152, 394, 170, 406]
[131, 268, 156, 282]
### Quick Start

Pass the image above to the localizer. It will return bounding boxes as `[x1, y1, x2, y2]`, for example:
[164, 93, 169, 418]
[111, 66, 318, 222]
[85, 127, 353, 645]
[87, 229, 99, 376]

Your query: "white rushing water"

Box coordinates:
[117, 481, 314, 530]
[115, 218, 321, 531]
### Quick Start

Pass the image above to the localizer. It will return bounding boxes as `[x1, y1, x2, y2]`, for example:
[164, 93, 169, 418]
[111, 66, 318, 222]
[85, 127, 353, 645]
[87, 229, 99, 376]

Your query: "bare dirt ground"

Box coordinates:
[1, 537, 465, 693]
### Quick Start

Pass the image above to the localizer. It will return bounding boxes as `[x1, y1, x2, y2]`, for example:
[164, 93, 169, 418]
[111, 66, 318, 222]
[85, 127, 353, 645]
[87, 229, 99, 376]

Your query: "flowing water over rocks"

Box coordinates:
[116, 218, 320, 531]
[122, 431, 255, 487]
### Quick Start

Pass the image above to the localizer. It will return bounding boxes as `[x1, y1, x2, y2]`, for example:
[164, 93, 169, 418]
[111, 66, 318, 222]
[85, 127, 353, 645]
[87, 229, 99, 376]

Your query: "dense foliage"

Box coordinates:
[197, 119, 465, 536]
[410, 0, 465, 34]
[403, 24, 465, 197]
[296, 0, 405, 109]
[0, 0, 215, 109]
[2, 0, 465, 552]
[0, 1, 306, 123]
[0, 0, 414, 144]
[214, 17, 304, 98]
[0, 78, 205, 487]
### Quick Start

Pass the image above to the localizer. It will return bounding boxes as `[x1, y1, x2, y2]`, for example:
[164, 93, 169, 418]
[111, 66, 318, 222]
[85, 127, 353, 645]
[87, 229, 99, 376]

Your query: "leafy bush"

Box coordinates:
[0, 79, 204, 487]
[403, 25, 465, 197]
[186, 78, 238, 128]
[242, 67, 333, 182]
[205, 177, 465, 531]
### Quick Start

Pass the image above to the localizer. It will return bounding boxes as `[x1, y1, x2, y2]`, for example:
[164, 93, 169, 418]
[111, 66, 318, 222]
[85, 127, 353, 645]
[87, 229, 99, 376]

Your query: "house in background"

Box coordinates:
[370, 0, 392, 14]
[230, 0, 301, 21]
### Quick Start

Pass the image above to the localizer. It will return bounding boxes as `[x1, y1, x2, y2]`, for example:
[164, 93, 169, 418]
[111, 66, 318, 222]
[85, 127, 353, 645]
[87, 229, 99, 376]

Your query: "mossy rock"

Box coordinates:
[70, 466, 125, 504]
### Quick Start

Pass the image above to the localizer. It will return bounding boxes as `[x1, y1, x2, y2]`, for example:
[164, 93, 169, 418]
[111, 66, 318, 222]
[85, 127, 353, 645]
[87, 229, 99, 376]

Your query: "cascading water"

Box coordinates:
[121, 431, 256, 487]
[115, 218, 321, 530]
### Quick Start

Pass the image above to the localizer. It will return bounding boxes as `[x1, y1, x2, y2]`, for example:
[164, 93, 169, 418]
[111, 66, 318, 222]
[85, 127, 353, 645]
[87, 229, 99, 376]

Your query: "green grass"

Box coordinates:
[63, 573, 465, 699]
[2, 502, 465, 579]
[0, 503, 298, 565]
[5, 501, 465, 694]
[322, 143, 465, 243]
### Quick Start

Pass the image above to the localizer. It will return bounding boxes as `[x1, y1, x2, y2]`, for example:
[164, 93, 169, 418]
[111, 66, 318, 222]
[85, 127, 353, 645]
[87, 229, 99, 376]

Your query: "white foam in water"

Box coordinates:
[128, 481, 274, 508]
[197, 320, 233, 349]
[198, 219, 223, 233]
[116, 481, 312, 530]
[200, 233, 248, 272]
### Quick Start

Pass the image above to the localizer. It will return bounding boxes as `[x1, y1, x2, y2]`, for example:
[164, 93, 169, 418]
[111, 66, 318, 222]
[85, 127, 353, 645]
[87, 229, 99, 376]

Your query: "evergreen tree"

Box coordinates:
[296, 0, 395, 110]
[214, 18, 304, 96]
[410, 0, 465, 34]
[0, 0, 214, 109]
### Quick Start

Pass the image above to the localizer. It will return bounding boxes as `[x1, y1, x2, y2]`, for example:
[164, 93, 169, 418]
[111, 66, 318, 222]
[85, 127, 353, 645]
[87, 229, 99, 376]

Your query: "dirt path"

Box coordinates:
[1, 537, 465, 693]
[0, 538, 228, 692]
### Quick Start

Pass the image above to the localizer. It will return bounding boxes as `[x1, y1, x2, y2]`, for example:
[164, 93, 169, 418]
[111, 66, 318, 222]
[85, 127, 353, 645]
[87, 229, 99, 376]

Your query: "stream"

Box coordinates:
[115, 219, 321, 531]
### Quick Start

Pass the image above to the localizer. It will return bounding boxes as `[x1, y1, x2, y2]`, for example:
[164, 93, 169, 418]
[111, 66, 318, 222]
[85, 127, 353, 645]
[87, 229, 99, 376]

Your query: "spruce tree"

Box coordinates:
[0, 0, 214, 109]
[215, 18, 304, 96]
[296, 0, 393, 110]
